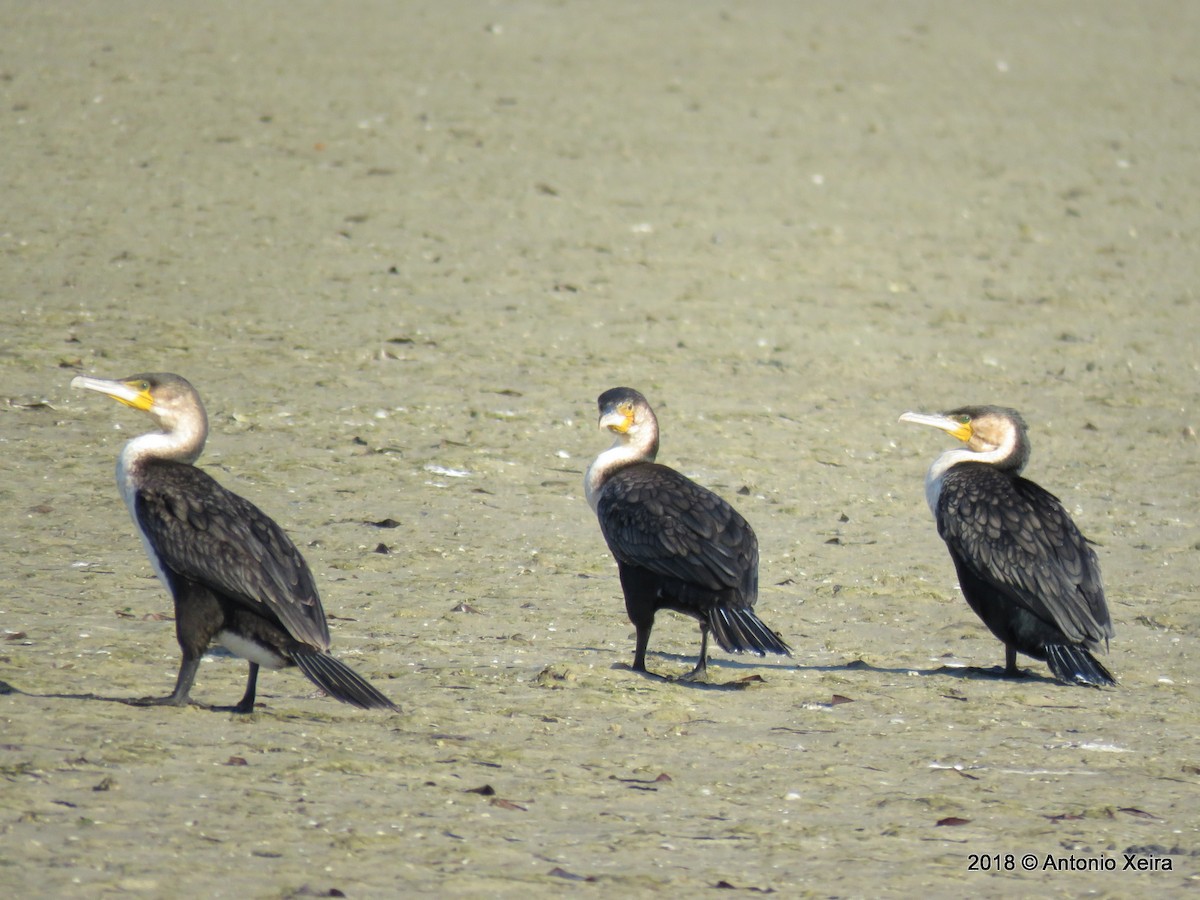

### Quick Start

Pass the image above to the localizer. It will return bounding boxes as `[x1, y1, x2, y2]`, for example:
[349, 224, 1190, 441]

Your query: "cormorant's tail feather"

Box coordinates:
[709, 606, 792, 658]
[292, 649, 398, 710]
[1045, 644, 1117, 688]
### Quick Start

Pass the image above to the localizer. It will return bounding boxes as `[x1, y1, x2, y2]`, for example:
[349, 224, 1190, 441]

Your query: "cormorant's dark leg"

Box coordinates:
[231, 663, 260, 714]
[620, 565, 661, 676]
[677, 624, 710, 682]
[129, 653, 200, 706]
[131, 582, 230, 709]
[631, 623, 652, 673]
[1003, 645, 1022, 678]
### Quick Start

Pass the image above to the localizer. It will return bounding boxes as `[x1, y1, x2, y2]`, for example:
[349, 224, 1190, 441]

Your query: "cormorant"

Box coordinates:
[71, 373, 398, 712]
[584, 387, 791, 679]
[899, 405, 1116, 687]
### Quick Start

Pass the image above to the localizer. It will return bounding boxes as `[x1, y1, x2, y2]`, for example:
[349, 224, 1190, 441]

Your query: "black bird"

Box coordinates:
[71, 373, 398, 712]
[899, 406, 1115, 687]
[584, 387, 791, 680]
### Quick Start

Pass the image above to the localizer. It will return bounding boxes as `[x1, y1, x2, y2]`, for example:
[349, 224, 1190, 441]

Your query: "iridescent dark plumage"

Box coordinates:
[900, 405, 1115, 687]
[585, 387, 791, 679]
[72, 372, 397, 712]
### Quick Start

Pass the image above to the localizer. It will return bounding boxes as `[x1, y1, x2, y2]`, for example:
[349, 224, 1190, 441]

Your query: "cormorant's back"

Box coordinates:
[134, 458, 331, 649]
[936, 462, 1111, 649]
[597, 461, 758, 601]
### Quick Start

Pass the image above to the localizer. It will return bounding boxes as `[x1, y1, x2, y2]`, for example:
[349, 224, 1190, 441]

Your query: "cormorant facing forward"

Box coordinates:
[899, 405, 1115, 687]
[585, 387, 792, 679]
[72, 373, 397, 712]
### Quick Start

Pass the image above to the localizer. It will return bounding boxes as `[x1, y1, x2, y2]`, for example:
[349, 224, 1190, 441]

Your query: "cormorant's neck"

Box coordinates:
[923, 432, 1024, 515]
[584, 431, 658, 511]
[116, 420, 207, 513]
[121, 415, 207, 467]
[924, 448, 971, 514]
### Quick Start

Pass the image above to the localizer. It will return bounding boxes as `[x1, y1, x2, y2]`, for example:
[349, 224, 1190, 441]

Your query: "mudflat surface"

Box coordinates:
[2, 2, 1198, 896]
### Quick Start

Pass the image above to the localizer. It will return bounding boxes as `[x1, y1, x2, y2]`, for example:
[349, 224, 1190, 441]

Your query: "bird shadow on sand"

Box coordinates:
[609, 662, 766, 691]
[0, 680, 255, 712]
[918, 663, 1063, 686]
[591, 653, 1063, 690]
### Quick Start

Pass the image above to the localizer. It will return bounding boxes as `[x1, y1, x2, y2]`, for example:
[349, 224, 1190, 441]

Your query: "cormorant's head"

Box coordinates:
[899, 405, 1030, 472]
[596, 387, 659, 459]
[72, 372, 208, 436]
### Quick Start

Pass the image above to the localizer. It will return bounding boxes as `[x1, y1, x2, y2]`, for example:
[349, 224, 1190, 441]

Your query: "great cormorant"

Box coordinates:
[899, 405, 1115, 687]
[71, 373, 397, 712]
[584, 387, 791, 679]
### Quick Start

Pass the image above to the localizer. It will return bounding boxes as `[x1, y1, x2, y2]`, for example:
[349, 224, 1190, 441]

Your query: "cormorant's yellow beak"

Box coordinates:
[899, 411, 973, 443]
[599, 404, 634, 434]
[71, 375, 155, 413]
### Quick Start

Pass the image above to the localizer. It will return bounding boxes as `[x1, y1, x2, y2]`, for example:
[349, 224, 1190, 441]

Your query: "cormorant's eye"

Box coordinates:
[955, 414, 970, 425]
[139, 381, 150, 391]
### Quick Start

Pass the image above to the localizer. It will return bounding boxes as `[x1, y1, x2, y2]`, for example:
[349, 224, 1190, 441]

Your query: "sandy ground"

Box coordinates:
[2, 1, 1199, 896]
